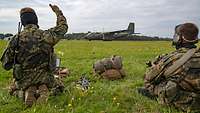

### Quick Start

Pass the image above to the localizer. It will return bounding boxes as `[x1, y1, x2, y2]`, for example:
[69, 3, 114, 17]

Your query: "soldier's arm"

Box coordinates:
[0, 35, 17, 70]
[43, 4, 68, 46]
[144, 53, 171, 83]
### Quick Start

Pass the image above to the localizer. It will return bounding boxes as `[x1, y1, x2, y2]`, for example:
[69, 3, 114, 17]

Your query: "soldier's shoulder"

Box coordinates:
[175, 48, 200, 57]
[154, 51, 181, 66]
[10, 34, 18, 39]
[166, 49, 185, 59]
[192, 48, 200, 57]
[34, 29, 45, 36]
[19, 29, 45, 41]
[21, 28, 44, 34]
[37, 28, 44, 33]
[8, 34, 18, 45]
[196, 48, 200, 52]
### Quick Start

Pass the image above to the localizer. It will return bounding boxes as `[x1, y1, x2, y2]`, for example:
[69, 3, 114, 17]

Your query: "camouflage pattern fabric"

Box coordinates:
[24, 84, 49, 107]
[0, 6, 68, 93]
[144, 47, 200, 112]
[24, 86, 37, 107]
[93, 55, 125, 80]
[9, 53, 66, 98]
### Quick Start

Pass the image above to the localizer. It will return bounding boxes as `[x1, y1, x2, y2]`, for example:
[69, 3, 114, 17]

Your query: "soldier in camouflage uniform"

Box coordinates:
[138, 23, 200, 112]
[93, 55, 126, 80]
[0, 4, 68, 107]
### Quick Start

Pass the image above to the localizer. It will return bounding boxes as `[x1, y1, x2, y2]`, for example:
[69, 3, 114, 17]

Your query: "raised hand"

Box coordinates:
[49, 4, 60, 14]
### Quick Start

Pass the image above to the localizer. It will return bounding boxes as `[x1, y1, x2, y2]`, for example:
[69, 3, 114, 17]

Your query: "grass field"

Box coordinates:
[0, 40, 187, 113]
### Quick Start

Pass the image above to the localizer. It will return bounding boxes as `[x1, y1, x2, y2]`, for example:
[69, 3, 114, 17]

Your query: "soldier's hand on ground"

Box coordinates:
[49, 4, 60, 14]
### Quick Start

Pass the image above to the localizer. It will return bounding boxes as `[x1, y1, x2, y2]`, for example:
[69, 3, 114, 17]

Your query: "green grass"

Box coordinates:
[0, 40, 187, 113]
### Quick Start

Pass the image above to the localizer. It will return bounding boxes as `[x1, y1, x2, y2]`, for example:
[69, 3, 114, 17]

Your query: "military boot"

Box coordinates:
[9, 79, 17, 96]
[37, 84, 49, 104]
[24, 86, 37, 107]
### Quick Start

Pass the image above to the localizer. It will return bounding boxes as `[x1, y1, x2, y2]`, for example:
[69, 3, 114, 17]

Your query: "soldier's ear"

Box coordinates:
[173, 24, 183, 43]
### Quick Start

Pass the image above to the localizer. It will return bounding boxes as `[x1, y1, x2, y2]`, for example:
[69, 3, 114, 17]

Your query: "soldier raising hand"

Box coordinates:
[1, 4, 68, 107]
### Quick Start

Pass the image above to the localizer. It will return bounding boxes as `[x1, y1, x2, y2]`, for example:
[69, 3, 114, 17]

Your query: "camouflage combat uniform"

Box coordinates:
[143, 46, 200, 112]
[0, 6, 68, 101]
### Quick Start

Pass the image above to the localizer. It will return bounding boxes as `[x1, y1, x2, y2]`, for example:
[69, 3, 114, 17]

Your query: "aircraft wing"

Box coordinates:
[103, 30, 127, 34]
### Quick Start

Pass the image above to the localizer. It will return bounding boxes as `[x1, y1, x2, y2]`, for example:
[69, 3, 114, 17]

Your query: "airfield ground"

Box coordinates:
[0, 40, 187, 113]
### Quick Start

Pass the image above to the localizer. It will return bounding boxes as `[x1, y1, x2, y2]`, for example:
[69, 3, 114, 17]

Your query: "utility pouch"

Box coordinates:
[13, 64, 23, 80]
[56, 58, 61, 68]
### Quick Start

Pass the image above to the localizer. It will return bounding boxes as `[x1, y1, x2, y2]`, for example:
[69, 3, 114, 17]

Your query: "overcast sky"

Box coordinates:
[0, 0, 199, 37]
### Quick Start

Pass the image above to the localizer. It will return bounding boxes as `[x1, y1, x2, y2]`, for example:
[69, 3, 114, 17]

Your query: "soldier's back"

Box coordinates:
[178, 48, 200, 92]
[14, 24, 54, 90]
[158, 48, 200, 112]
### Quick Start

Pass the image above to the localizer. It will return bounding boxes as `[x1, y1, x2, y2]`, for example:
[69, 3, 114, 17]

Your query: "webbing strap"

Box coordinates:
[164, 48, 197, 77]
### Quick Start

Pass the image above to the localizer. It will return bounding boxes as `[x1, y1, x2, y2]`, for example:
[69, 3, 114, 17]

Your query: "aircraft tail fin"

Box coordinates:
[127, 23, 135, 34]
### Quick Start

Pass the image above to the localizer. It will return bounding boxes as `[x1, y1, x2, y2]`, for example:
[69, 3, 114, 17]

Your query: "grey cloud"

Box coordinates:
[0, 0, 199, 37]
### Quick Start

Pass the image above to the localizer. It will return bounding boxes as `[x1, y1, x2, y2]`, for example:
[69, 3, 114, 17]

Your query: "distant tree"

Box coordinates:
[0, 34, 5, 39]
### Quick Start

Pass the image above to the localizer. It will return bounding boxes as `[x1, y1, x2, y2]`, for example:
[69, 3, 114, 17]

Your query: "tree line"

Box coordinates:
[0, 33, 13, 40]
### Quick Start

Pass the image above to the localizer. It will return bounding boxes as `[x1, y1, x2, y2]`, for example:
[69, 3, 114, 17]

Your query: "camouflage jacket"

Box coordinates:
[144, 47, 200, 94]
[0, 10, 68, 90]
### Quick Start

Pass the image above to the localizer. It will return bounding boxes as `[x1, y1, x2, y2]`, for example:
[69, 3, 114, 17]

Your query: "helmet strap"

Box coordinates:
[182, 36, 198, 43]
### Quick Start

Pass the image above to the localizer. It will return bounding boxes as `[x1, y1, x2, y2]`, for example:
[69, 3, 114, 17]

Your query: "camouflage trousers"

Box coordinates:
[145, 80, 200, 112]
[9, 77, 64, 106]
[10, 83, 49, 107]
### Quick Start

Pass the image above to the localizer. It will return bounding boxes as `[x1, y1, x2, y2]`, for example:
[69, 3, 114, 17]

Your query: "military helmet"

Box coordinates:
[179, 23, 199, 43]
[20, 7, 36, 15]
[173, 23, 199, 44]
[20, 7, 38, 27]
